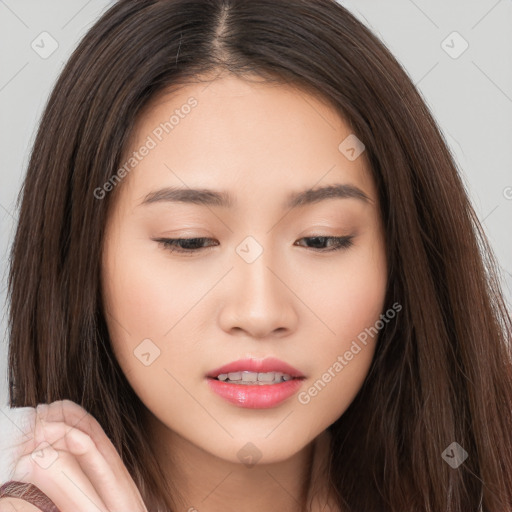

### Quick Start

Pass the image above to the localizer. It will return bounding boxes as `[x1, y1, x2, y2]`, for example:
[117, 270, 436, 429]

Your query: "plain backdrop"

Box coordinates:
[0, 0, 511, 481]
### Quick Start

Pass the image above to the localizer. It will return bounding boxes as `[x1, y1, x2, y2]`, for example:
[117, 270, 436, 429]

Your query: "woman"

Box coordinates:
[1, 0, 512, 510]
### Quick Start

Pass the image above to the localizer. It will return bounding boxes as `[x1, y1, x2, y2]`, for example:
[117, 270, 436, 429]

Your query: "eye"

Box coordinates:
[294, 235, 354, 252]
[153, 237, 218, 254]
[153, 235, 354, 254]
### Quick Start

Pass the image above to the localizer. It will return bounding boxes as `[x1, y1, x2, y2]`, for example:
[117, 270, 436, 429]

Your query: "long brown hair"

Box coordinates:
[7, 0, 512, 510]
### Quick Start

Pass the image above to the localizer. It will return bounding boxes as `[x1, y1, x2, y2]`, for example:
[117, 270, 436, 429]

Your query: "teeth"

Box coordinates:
[257, 372, 274, 382]
[216, 371, 294, 385]
[242, 371, 258, 382]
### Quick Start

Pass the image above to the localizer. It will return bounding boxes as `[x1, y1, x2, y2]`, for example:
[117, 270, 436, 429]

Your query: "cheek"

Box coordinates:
[293, 235, 387, 354]
[293, 239, 387, 424]
[103, 233, 203, 337]
[331, 258, 387, 342]
[101, 242, 198, 417]
[101, 235, 197, 381]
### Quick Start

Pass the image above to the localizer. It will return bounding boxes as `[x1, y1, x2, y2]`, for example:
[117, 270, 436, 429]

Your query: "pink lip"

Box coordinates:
[206, 357, 305, 409]
[207, 379, 304, 408]
[206, 357, 305, 378]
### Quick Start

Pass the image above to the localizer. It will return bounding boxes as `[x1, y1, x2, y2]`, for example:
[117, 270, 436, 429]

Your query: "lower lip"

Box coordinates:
[206, 377, 304, 409]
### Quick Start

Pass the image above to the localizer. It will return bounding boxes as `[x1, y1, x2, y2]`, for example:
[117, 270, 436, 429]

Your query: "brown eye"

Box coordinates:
[153, 235, 354, 255]
[153, 237, 218, 254]
[294, 236, 354, 252]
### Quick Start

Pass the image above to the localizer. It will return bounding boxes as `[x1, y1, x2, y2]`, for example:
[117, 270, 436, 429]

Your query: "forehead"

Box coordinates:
[117, 75, 375, 207]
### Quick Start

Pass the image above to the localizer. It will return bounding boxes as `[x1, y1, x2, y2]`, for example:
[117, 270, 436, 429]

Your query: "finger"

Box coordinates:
[38, 400, 147, 509]
[30, 419, 147, 512]
[12, 450, 110, 512]
[12, 410, 110, 512]
[35, 400, 135, 486]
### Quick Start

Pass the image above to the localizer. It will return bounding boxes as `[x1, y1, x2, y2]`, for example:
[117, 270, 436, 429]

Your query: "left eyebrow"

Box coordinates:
[138, 183, 371, 209]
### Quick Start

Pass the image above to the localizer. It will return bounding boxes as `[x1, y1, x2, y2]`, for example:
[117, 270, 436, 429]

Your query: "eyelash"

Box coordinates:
[153, 235, 354, 254]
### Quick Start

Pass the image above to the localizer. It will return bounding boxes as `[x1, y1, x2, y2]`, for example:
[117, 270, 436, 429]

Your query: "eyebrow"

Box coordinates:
[139, 183, 371, 209]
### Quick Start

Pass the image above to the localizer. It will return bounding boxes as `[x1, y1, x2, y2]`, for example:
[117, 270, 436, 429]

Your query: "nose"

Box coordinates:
[217, 245, 299, 340]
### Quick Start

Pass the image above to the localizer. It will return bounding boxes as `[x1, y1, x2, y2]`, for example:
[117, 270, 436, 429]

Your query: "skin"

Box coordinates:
[3, 401, 148, 512]
[1, 75, 387, 512]
[99, 74, 388, 511]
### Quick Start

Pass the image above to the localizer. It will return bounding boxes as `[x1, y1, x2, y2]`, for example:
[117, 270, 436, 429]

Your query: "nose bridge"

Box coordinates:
[217, 233, 298, 337]
[235, 233, 283, 306]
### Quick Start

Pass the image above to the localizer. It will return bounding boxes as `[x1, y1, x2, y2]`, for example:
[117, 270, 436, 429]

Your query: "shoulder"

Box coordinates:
[0, 497, 45, 511]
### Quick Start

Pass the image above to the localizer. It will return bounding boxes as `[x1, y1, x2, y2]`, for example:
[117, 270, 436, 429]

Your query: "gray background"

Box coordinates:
[0, 0, 511, 477]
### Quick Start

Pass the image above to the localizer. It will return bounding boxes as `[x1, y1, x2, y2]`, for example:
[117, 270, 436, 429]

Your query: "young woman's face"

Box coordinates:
[101, 74, 387, 464]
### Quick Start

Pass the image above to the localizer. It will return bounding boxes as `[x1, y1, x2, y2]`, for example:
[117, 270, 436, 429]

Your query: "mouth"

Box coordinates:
[206, 357, 306, 408]
[212, 371, 298, 385]
[206, 357, 305, 382]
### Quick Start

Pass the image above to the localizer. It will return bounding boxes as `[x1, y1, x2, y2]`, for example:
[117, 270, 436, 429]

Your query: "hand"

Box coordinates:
[7, 399, 148, 512]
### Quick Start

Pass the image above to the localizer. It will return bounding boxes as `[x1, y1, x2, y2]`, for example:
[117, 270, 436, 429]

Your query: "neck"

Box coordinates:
[144, 412, 336, 512]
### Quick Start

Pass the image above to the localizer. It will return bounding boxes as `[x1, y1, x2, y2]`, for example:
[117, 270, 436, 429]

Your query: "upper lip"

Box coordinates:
[207, 357, 305, 379]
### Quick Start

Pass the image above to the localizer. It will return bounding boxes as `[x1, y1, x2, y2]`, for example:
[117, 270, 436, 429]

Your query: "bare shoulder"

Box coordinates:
[0, 497, 45, 511]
